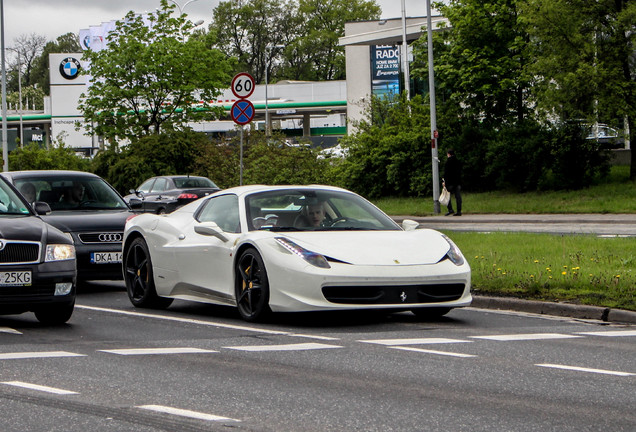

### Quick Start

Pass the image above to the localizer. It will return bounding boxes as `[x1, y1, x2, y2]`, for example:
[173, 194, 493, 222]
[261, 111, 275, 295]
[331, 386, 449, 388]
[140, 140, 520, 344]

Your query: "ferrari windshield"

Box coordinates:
[246, 189, 400, 231]
[0, 178, 33, 216]
[14, 176, 128, 211]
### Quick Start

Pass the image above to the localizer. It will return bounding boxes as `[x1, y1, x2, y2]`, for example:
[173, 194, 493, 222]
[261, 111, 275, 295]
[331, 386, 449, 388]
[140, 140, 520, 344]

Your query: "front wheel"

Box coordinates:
[35, 301, 74, 325]
[235, 248, 271, 322]
[124, 237, 173, 309]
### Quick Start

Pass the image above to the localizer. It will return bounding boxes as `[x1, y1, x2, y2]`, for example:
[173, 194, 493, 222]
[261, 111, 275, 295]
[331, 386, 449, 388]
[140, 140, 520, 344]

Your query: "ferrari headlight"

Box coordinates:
[45, 244, 76, 262]
[275, 237, 330, 269]
[442, 234, 465, 266]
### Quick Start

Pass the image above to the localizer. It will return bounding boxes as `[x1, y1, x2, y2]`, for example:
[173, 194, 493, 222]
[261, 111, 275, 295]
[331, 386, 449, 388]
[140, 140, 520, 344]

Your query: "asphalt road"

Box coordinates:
[1, 283, 634, 432]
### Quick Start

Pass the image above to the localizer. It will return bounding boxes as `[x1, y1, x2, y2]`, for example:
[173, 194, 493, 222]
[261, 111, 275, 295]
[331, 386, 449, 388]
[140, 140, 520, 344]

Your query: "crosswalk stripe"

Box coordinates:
[99, 348, 217, 355]
[470, 333, 582, 341]
[137, 405, 240, 422]
[224, 343, 342, 352]
[391, 346, 476, 358]
[536, 364, 635, 377]
[577, 330, 636, 337]
[1, 381, 78, 395]
[0, 351, 85, 360]
[359, 338, 470, 346]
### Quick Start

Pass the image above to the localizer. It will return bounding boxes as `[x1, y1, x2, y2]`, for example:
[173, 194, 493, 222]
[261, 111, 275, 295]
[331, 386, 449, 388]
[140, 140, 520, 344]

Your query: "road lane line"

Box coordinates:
[0, 327, 21, 335]
[359, 338, 471, 346]
[137, 405, 240, 422]
[77, 305, 296, 336]
[470, 333, 582, 341]
[390, 346, 476, 358]
[225, 343, 342, 352]
[99, 348, 218, 355]
[0, 351, 85, 360]
[577, 330, 636, 337]
[1, 381, 78, 395]
[536, 364, 635, 377]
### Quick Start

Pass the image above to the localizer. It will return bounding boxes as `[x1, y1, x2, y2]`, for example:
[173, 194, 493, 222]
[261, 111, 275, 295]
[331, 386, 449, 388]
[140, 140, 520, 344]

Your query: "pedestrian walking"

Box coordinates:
[443, 149, 462, 216]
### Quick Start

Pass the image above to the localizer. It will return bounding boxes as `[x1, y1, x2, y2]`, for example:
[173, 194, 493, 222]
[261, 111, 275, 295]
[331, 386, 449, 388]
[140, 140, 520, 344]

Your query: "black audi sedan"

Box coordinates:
[2, 170, 135, 284]
[0, 175, 76, 324]
[124, 175, 220, 214]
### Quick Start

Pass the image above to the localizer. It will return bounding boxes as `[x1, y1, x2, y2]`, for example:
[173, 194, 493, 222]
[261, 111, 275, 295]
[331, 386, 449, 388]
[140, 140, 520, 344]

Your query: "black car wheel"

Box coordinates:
[124, 237, 173, 309]
[235, 248, 271, 322]
[34, 301, 74, 325]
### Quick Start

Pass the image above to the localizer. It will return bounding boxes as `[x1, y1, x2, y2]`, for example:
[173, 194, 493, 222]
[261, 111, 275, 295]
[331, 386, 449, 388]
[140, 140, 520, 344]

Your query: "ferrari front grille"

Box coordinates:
[322, 284, 466, 305]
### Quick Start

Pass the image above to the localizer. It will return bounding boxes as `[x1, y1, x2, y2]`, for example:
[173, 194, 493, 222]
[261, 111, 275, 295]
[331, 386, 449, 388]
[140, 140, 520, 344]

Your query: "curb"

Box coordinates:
[471, 295, 636, 324]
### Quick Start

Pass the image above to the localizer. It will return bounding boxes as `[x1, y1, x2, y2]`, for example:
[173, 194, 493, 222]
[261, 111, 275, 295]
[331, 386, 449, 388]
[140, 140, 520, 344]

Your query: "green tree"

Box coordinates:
[30, 32, 81, 95]
[416, 0, 533, 126]
[79, 0, 234, 142]
[521, 0, 636, 178]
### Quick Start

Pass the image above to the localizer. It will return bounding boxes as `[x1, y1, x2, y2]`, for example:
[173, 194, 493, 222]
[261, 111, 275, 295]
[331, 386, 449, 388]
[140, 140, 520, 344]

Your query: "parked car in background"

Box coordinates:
[124, 175, 220, 214]
[1, 170, 135, 284]
[0, 175, 76, 324]
[123, 185, 471, 322]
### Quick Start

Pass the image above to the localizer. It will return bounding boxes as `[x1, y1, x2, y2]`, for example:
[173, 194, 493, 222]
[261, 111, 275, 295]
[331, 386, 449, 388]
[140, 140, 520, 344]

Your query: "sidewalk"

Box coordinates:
[393, 213, 636, 236]
[391, 214, 636, 324]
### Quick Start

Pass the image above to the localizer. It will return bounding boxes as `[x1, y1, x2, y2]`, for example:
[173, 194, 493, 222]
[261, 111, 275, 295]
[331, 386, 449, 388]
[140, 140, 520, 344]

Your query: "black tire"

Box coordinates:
[35, 301, 74, 325]
[411, 307, 452, 319]
[124, 237, 173, 309]
[156, 207, 166, 215]
[235, 247, 271, 322]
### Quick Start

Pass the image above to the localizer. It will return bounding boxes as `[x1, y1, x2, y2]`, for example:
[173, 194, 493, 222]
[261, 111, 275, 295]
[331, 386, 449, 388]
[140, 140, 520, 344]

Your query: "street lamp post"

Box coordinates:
[426, 0, 441, 214]
[265, 44, 284, 136]
[168, 0, 199, 15]
[1, 0, 8, 172]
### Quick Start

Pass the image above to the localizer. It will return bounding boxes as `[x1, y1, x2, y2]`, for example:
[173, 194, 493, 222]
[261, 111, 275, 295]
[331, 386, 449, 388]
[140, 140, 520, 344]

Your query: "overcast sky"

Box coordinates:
[4, 0, 433, 47]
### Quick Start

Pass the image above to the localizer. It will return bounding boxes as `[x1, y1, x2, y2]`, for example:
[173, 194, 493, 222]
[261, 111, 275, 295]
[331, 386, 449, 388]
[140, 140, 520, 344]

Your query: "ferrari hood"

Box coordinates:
[281, 229, 452, 266]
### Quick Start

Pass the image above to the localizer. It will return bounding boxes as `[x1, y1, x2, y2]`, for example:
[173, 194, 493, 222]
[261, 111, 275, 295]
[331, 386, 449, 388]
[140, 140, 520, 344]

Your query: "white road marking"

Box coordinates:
[390, 346, 476, 358]
[137, 405, 240, 422]
[99, 347, 218, 355]
[225, 342, 342, 352]
[0, 351, 86, 360]
[470, 333, 583, 341]
[359, 338, 470, 346]
[577, 330, 636, 337]
[76, 304, 336, 340]
[1, 381, 78, 395]
[536, 364, 635, 377]
[0, 327, 22, 335]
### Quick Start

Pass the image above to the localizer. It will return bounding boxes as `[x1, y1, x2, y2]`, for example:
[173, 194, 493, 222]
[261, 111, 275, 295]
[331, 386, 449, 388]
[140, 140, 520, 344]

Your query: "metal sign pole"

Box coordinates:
[427, 0, 440, 214]
[239, 126, 244, 186]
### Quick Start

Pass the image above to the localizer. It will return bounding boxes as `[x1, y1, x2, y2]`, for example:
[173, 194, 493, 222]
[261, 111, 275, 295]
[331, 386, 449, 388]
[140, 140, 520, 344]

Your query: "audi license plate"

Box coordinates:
[0, 271, 32, 286]
[90, 252, 123, 264]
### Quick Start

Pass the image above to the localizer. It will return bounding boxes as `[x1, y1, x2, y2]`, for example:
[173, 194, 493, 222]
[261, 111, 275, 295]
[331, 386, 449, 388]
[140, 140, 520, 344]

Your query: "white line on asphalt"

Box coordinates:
[99, 347, 218, 356]
[137, 405, 240, 422]
[1, 381, 79, 395]
[0, 351, 86, 360]
[536, 364, 635, 377]
[470, 333, 583, 341]
[577, 330, 636, 337]
[359, 338, 471, 346]
[0, 327, 21, 335]
[76, 304, 339, 340]
[224, 343, 342, 352]
[390, 346, 476, 358]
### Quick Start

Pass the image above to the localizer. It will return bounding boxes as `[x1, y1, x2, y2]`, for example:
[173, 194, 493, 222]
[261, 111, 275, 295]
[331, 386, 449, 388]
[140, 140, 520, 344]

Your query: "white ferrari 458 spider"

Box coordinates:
[122, 185, 471, 322]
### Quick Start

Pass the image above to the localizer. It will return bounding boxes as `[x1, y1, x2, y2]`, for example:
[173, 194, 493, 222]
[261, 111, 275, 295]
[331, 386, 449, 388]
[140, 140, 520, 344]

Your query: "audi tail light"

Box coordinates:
[177, 193, 198, 199]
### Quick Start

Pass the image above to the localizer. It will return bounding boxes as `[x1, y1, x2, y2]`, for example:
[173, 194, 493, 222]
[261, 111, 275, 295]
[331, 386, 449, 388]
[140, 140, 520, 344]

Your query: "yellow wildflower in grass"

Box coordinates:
[562, 271, 567, 275]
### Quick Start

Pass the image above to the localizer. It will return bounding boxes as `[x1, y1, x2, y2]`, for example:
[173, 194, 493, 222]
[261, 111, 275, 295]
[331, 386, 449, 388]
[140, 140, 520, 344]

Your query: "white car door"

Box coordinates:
[172, 194, 240, 304]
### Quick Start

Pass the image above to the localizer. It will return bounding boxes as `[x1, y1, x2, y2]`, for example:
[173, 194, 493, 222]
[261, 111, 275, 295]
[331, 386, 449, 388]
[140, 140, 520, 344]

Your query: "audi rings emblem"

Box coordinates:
[98, 233, 123, 242]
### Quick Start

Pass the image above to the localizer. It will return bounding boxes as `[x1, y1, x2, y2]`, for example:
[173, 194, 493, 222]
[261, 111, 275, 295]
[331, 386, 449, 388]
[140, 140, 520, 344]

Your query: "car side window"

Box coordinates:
[197, 194, 240, 233]
[138, 179, 155, 193]
[151, 178, 168, 193]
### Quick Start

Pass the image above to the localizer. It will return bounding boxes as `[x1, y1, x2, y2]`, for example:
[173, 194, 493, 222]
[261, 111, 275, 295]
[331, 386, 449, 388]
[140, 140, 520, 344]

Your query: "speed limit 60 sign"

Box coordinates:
[231, 72, 255, 99]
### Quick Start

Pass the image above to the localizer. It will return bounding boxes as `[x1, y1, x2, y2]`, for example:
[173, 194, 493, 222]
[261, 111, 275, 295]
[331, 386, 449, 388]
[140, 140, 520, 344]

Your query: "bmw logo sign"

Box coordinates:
[83, 35, 91, 49]
[59, 57, 81, 80]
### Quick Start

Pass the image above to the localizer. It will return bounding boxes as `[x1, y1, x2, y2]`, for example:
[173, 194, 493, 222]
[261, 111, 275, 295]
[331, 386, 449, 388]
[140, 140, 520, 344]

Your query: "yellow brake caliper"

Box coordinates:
[242, 265, 251, 291]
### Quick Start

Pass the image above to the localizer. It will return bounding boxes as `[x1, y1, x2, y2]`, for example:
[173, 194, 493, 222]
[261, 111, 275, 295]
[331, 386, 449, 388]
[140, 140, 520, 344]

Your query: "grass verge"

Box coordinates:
[447, 231, 635, 311]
